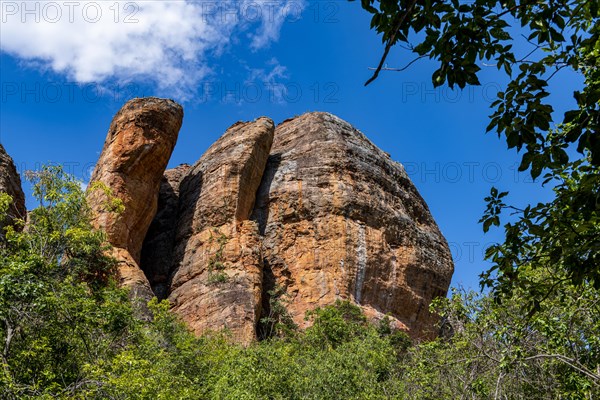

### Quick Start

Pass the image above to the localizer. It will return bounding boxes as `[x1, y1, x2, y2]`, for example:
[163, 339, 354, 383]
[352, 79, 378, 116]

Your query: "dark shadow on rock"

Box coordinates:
[256, 258, 276, 340]
[165, 168, 204, 296]
[140, 177, 178, 300]
[251, 153, 281, 236]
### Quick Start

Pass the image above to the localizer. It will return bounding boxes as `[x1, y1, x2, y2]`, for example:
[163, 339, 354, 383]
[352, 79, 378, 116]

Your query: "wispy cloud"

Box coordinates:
[243, 0, 304, 50]
[246, 58, 290, 104]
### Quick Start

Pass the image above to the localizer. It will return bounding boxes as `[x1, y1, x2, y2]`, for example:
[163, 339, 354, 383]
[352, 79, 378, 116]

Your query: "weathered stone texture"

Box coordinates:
[252, 112, 453, 339]
[118, 105, 454, 342]
[0, 144, 26, 235]
[87, 97, 183, 299]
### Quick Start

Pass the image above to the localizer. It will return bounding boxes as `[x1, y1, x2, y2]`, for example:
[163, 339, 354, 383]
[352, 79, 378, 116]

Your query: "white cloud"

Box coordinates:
[0, 1, 305, 100]
[243, 0, 305, 50]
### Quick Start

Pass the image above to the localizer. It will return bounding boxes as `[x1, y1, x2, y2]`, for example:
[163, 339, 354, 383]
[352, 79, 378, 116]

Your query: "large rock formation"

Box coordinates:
[0, 144, 26, 235]
[87, 97, 183, 299]
[251, 113, 453, 339]
[3, 96, 453, 342]
[126, 107, 453, 342]
[165, 118, 274, 344]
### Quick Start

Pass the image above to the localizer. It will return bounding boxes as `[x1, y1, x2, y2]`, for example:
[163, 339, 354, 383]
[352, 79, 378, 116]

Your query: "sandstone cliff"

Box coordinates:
[0, 144, 26, 235]
[89, 100, 453, 342]
[166, 118, 274, 344]
[252, 112, 453, 339]
[87, 98, 183, 300]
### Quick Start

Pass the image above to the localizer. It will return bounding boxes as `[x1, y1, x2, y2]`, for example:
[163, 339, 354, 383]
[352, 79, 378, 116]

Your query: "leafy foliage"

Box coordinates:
[206, 228, 229, 285]
[351, 0, 600, 298]
[258, 285, 298, 339]
[481, 154, 600, 304]
[0, 166, 130, 398]
[411, 279, 600, 399]
[1, 166, 597, 398]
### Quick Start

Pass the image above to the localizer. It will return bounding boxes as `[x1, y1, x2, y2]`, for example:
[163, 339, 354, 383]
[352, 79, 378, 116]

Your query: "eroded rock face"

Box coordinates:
[134, 109, 452, 341]
[251, 112, 453, 339]
[0, 144, 26, 235]
[87, 97, 183, 299]
[167, 118, 274, 344]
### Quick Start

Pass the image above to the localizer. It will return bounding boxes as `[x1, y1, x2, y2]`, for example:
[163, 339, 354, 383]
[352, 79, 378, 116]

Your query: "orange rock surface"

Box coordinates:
[87, 97, 183, 299]
[252, 113, 453, 339]
[90, 100, 453, 342]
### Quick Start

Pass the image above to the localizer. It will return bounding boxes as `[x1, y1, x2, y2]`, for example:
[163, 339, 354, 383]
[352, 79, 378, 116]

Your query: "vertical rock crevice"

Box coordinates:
[140, 164, 191, 299]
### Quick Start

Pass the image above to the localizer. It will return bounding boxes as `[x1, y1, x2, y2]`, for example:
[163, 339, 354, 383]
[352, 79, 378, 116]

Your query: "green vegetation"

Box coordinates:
[351, 0, 599, 303]
[1, 2, 597, 397]
[347, 2, 600, 395]
[0, 166, 596, 398]
[258, 285, 298, 340]
[206, 229, 229, 285]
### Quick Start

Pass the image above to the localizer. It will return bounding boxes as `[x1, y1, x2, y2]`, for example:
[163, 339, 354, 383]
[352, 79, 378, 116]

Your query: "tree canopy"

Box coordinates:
[350, 0, 600, 301]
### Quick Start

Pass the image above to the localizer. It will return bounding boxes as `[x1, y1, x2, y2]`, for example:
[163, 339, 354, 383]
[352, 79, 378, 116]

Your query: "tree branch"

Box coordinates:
[523, 353, 600, 383]
[368, 55, 427, 73]
[365, 0, 419, 86]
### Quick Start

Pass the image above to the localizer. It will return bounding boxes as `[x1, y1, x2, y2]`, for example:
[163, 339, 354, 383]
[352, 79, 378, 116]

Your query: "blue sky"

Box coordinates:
[0, 1, 578, 290]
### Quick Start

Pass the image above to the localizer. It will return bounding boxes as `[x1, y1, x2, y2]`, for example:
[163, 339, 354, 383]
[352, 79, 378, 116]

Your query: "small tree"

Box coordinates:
[0, 166, 133, 398]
